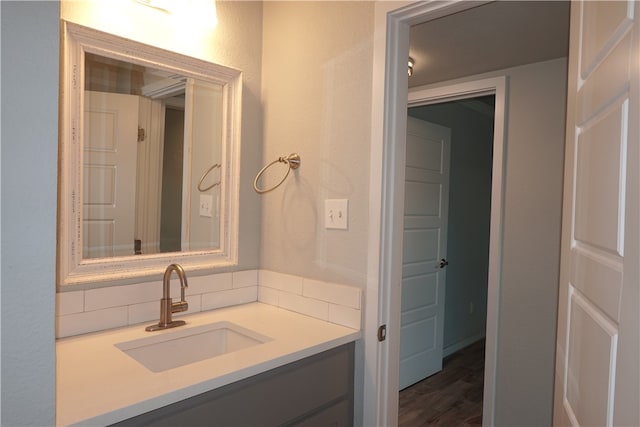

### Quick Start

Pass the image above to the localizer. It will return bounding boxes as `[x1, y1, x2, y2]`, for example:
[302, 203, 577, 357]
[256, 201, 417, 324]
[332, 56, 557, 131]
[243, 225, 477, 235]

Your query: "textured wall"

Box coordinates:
[1, 2, 59, 425]
[260, 1, 375, 287]
[494, 58, 566, 426]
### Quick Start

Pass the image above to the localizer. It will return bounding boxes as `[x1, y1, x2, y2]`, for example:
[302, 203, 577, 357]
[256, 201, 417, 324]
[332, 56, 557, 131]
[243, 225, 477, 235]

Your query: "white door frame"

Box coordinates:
[409, 77, 507, 426]
[364, 2, 500, 426]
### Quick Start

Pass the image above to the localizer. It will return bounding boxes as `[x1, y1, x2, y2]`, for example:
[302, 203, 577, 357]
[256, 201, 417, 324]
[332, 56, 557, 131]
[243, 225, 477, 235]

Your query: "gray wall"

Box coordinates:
[1, 2, 59, 425]
[495, 58, 566, 426]
[160, 108, 185, 252]
[260, 1, 374, 287]
[409, 100, 494, 353]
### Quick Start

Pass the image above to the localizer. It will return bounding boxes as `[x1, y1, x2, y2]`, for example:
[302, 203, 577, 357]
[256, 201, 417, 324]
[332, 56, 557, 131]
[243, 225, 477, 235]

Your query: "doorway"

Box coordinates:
[398, 94, 495, 424]
[363, 2, 569, 425]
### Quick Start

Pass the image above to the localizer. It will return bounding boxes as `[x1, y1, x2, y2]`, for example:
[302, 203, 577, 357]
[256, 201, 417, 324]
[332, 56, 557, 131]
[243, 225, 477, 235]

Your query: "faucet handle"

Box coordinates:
[172, 300, 188, 313]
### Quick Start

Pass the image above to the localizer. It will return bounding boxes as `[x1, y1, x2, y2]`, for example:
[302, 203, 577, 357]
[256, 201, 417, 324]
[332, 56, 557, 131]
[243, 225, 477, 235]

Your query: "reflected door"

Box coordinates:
[83, 91, 138, 258]
[399, 117, 451, 389]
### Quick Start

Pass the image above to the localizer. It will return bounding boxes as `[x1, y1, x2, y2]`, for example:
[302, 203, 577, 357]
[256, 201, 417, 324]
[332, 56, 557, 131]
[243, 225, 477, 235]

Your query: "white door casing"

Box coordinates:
[554, 1, 640, 426]
[407, 78, 506, 427]
[364, 3, 507, 419]
[135, 96, 164, 255]
[399, 117, 450, 389]
[365, 3, 493, 424]
[83, 91, 138, 258]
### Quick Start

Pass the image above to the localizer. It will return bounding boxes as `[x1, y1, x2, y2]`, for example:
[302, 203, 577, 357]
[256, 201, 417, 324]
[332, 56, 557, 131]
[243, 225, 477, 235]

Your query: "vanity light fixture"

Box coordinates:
[408, 57, 415, 77]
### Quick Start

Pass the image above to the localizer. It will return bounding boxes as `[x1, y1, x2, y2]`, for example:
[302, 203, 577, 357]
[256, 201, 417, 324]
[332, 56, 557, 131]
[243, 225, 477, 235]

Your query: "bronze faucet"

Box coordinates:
[146, 264, 189, 331]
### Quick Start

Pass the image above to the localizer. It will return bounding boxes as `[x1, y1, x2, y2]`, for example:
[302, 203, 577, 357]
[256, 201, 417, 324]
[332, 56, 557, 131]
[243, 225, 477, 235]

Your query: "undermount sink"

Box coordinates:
[115, 321, 272, 372]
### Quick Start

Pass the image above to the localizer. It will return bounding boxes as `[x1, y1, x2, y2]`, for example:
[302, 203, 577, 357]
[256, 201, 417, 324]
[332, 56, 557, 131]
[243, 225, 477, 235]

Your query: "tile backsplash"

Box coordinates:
[56, 270, 363, 338]
[258, 271, 362, 330]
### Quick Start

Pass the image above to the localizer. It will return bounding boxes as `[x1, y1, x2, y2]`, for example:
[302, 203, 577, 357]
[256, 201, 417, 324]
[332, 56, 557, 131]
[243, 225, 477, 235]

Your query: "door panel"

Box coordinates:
[399, 117, 451, 390]
[402, 229, 439, 264]
[570, 251, 622, 322]
[404, 182, 441, 217]
[401, 274, 438, 312]
[574, 98, 627, 255]
[566, 290, 618, 427]
[83, 91, 138, 258]
[579, 1, 633, 74]
[554, 1, 639, 426]
[399, 318, 437, 362]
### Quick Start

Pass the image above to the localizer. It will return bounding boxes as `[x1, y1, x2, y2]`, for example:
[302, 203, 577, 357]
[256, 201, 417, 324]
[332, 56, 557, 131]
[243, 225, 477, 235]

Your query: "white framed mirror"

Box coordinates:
[59, 21, 241, 287]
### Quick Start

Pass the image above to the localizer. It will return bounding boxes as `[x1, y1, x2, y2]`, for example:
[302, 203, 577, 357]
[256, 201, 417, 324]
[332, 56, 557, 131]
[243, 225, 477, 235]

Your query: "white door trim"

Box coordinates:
[365, 2, 499, 426]
[409, 76, 507, 426]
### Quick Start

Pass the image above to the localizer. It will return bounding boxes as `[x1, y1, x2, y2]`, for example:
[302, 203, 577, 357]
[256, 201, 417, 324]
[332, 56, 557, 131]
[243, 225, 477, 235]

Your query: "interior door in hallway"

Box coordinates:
[399, 116, 451, 390]
[554, 1, 639, 425]
[83, 91, 139, 258]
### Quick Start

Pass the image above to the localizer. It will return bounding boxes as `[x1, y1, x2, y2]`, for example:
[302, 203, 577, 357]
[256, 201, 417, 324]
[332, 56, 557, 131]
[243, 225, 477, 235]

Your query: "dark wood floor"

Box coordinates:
[398, 339, 485, 426]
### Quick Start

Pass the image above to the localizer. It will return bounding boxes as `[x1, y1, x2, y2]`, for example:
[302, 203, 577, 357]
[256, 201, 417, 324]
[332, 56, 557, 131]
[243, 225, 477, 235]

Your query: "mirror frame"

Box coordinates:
[59, 21, 241, 287]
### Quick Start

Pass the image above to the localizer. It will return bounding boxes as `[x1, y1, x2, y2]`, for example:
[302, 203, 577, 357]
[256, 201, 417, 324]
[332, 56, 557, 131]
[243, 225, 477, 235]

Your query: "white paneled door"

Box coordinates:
[554, 1, 639, 426]
[399, 116, 451, 390]
[83, 91, 138, 258]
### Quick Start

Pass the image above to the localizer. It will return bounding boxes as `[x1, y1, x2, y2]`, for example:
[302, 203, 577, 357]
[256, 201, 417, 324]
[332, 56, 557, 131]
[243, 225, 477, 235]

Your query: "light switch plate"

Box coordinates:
[199, 194, 213, 218]
[325, 199, 348, 230]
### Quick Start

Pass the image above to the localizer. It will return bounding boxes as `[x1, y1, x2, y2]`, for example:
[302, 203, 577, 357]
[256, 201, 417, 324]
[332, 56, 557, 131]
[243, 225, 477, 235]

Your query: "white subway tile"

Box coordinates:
[127, 301, 158, 326]
[57, 269, 365, 337]
[258, 270, 278, 289]
[259, 270, 303, 294]
[57, 306, 128, 338]
[258, 269, 272, 287]
[258, 286, 280, 306]
[85, 281, 159, 311]
[329, 304, 361, 330]
[186, 272, 232, 295]
[201, 287, 258, 311]
[279, 293, 329, 321]
[232, 270, 259, 288]
[303, 279, 361, 309]
[57, 291, 84, 315]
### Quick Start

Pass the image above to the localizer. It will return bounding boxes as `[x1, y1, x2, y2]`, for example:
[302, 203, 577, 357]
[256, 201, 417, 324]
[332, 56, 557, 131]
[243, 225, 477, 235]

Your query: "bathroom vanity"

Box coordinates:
[55, 20, 362, 427]
[56, 303, 360, 426]
[113, 343, 354, 426]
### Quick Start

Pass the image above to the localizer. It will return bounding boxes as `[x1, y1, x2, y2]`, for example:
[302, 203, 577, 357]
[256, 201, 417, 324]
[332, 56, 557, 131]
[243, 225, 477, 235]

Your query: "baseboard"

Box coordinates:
[443, 333, 485, 358]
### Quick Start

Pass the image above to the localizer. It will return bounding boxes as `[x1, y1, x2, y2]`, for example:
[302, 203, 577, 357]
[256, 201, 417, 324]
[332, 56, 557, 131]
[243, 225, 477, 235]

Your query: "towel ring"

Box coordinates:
[253, 153, 301, 194]
[197, 163, 221, 192]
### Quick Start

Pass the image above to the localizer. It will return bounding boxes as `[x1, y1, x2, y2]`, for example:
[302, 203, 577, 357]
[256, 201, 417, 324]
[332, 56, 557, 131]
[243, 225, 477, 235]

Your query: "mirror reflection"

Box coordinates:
[83, 53, 222, 259]
[59, 21, 241, 286]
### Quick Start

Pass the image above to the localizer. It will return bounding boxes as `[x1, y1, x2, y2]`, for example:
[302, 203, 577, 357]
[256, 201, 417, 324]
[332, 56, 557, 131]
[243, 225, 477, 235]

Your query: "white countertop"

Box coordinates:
[56, 303, 361, 426]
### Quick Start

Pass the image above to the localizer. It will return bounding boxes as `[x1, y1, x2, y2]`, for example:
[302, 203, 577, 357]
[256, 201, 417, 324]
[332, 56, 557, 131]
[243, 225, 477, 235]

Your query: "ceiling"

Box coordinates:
[409, 1, 571, 88]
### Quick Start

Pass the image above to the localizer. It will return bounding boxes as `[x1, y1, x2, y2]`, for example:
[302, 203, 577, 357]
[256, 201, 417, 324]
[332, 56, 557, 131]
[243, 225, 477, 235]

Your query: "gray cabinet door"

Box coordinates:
[113, 343, 354, 427]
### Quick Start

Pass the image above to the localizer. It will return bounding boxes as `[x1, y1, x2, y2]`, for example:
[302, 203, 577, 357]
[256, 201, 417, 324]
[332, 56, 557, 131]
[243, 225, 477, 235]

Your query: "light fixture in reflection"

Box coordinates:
[134, 0, 218, 28]
[408, 57, 414, 77]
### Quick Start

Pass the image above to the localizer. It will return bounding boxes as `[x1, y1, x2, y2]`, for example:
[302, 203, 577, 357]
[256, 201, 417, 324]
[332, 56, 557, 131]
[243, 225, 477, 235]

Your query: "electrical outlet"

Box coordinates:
[199, 194, 213, 218]
[325, 199, 348, 230]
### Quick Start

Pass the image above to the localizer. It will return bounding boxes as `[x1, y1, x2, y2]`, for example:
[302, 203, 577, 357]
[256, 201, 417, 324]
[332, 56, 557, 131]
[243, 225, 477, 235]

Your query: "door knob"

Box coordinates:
[439, 258, 449, 269]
